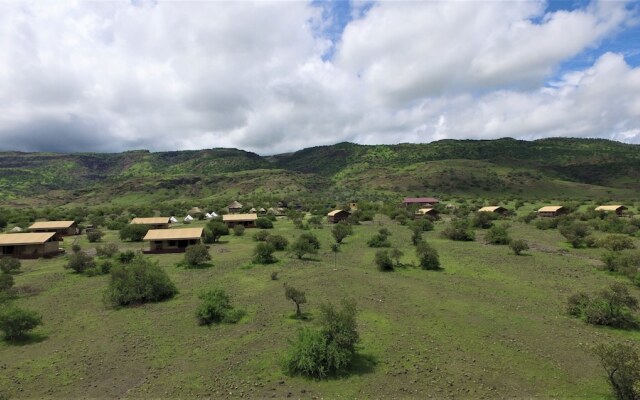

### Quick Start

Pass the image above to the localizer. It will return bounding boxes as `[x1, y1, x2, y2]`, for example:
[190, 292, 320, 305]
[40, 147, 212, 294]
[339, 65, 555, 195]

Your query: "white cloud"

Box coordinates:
[0, 0, 637, 154]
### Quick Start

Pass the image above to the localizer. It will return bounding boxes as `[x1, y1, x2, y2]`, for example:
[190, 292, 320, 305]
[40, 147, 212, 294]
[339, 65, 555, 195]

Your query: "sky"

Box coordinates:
[0, 0, 639, 154]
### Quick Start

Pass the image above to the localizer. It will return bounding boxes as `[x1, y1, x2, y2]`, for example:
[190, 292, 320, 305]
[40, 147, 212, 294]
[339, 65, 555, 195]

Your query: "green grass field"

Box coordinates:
[1, 214, 639, 398]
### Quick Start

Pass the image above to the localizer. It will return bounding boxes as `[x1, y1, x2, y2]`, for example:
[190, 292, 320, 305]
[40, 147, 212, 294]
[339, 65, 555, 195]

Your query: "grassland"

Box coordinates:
[2, 210, 639, 399]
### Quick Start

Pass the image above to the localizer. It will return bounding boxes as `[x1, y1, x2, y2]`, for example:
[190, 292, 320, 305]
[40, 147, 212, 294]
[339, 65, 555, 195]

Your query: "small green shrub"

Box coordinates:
[416, 241, 440, 270]
[196, 289, 244, 325]
[291, 235, 318, 260]
[86, 230, 104, 243]
[595, 342, 640, 400]
[253, 242, 276, 264]
[367, 233, 391, 248]
[96, 243, 119, 258]
[559, 221, 590, 248]
[65, 251, 96, 274]
[441, 219, 475, 241]
[253, 230, 270, 242]
[266, 234, 289, 250]
[331, 222, 353, 244]
[0, 274, 14, 291]
[0, 257, 20, 274]
[598, 235, 636, 252]
[567, 283, 638, 329]
[472, 212, 495, 229]
[284, 284, 307, 318]
[104, 256, 178, 307]
[233, 225, 245, 236]
[485, 224, 511, 245]
[509, 239, 529, 255]
[184, 244, 211, 267]
[256, 218, 273, 229]
[205, 221, 229, 243]
[117, 250, 136, 264]
[119, 224, 150, 242]
[0, 307, 42, 340]
[374, 250, 394, 271]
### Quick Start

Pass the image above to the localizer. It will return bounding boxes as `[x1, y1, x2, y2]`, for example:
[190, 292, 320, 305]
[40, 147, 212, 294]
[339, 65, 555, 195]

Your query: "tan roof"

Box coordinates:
[29, 221, 75, 230]
[223, 213, 258, 222]
[479, 206, 505, 213]
[143, 228, 203, 241]
[595, 205, 626, 211]
[130, 217, 170, 225]
[416, 208, 436, 214]
[228, 201, 243, 209]
[0, 232, 57, 245]
[538, 206, 564, 213]
[327, 210, 348, 217]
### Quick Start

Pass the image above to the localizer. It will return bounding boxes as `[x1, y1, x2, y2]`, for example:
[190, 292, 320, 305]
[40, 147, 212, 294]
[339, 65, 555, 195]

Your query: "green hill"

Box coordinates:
[1, 137, 639, 206]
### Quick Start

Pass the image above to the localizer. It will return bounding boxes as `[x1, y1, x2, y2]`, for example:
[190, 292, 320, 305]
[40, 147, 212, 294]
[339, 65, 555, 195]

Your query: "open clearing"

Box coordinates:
[2, 214, 639, 399]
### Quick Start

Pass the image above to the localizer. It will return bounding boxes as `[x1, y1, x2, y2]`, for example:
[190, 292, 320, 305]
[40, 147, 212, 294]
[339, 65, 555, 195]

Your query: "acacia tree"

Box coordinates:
[332, 223, 353, 244]
[284, 284, 307, 318]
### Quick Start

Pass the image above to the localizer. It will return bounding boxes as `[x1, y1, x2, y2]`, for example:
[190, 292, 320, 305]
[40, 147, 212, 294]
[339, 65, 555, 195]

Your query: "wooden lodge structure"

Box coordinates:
[143, 228, 204, 254]
[595, 205, 628, 216]
[402, 197, 439, 208]
[537, 206, 567, 218]
[415, 208, 439, 219]
[28, 221, 79, 237]
[327, 210, 350, 223]
[478, 206, 508, 214]
[228, 201, 243, 214]
[0, 232, 62, 259]
[222, 213, 257, 228]
[130, 217, 171, 229]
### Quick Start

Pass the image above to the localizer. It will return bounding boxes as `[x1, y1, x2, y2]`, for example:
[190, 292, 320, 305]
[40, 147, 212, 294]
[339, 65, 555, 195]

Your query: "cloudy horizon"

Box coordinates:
[0, 0, 639, 155]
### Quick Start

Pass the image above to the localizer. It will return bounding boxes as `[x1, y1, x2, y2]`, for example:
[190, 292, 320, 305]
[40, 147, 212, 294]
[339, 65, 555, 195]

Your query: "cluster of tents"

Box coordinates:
[178, 212, 219, 223]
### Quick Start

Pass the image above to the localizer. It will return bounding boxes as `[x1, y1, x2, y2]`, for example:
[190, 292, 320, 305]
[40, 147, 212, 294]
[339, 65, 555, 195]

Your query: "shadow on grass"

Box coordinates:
[4, 332, 48, 346]
[349, 352, 378, 376]
[288, 312, 313, 321]
[185, 262, 214, 269]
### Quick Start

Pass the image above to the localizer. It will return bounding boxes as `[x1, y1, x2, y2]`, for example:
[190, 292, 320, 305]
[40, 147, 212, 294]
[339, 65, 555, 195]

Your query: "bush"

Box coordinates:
[119, 224, 150, 242]
[441, 219, 475, 241]
[389, 248, 404, 267]
[233, 225, 245, 236]
[284, 284, 307, 318]
[414, 219, 434, 232]
[104, 256, 178, 307]
[0, 274, 14, 291]
[367, 233, 391, 248]
[253, 242, 276, 264]
[253, 230, 270, 242]
[595, 342, 640, 400]
[509, 239, 529, 255]
[184, 244, 211, 267]
[559, 221, 590, 248]
[485, 224, 511, 245]
[598, 235, 636, 252]
[472, 212, 495, 229]
[286, 299, 359, 378]
[205, 221, 229, 243]
[567, 283, 639, 329]
[291, 234, 319, 260]
[416, 241, 440, 270]
[117, 250, 136, 264]
[535, 218, 559, 230]
[0, 307, 42, 340]
[0, 257, 20, 274]
[374, 250, 394, 271]
[96, 243, 119, 258]
[266, 234, 289, 251]
[71, 244, 82, 254]
[411, 225, 423, 246]
[331, 223, 353, 244]
[86, 230, 104, 243]
[256, 218, 273, 229]
[196, 289, 244, 325]
[65, 251, 96, 274]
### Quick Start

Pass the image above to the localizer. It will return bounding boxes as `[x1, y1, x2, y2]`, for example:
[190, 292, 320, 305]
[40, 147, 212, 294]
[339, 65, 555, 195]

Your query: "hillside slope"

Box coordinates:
[1, 138, 639, 206]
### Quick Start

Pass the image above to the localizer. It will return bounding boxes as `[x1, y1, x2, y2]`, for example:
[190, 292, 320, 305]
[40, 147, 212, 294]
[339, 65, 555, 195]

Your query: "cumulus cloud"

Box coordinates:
[0, 0, 638, 154]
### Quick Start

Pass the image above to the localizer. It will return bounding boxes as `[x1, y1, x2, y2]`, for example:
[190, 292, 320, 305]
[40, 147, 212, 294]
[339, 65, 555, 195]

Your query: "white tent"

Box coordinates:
[205, 213, 213, 219]
[169, 216, 178, 223]
[210, 211, 218, 217]
[9, 226, 23, 233]
[184, 215, 194, 223]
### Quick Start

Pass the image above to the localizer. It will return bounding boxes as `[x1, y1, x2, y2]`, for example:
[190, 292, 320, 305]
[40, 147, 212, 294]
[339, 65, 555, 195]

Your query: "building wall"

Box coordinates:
[149, 238, 201, 252]
[225, 220, 256, 228]
[0, 241, 61, 258]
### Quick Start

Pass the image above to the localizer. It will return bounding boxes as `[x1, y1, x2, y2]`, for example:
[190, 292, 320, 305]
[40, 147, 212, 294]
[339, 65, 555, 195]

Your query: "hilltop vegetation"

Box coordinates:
[1, 137, 639, 207]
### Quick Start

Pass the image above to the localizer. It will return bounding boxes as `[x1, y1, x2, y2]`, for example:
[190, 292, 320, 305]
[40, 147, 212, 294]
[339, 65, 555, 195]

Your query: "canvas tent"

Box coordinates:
[184, 215, 194, 223]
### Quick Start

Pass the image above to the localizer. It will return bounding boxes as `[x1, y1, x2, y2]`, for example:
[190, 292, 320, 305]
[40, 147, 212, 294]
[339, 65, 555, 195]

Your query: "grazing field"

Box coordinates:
[2, 212, 640, 399]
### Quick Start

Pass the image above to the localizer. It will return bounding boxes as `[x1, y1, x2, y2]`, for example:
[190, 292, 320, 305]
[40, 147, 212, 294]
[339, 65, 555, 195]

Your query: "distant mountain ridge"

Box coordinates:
[1, 137, 638, 206]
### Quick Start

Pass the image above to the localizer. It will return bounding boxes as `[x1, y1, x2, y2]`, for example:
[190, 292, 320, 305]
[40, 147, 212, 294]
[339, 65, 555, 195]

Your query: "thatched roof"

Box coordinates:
[223, 213, 258, 222]
[595, 205, 627, 212]
[0, 232, 57, 245]
[403, 197, 439, 204]
[228, 201, 243, 209]
[29, 221, 75, 230]
[538, 206, 564, 213]
[478, 206, 506, 213]
[143, 228, 203, 241]
[327, 210, 348, 217]
[188, 207, 203, 214]
[130, 217, 170, 225]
